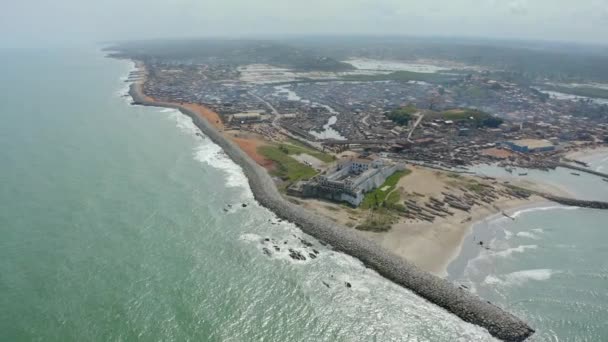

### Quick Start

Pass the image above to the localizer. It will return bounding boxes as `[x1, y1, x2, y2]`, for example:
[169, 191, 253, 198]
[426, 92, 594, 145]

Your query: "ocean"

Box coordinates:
[449, 158, 608, 341]
[0, 48, 494, 341]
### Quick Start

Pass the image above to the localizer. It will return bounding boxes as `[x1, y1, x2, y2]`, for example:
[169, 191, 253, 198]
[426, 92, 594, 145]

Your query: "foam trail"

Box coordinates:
[484, 269, 558, 287]
[511, 205, 579, 218]
[494, 245, 538, 258]
[166, 111, 252, 194]
[515, 231, 540, 240]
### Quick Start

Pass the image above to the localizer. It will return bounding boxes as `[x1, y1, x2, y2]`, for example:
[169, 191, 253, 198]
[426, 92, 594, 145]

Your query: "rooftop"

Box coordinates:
[508, 139, 554, 149]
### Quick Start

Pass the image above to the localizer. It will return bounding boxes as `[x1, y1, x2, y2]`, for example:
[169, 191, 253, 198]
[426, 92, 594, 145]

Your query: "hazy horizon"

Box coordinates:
[2, 0, 608, 48]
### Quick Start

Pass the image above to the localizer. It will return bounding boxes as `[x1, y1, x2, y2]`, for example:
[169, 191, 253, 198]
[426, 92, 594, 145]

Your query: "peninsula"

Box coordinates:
[110, 37, 608, 341]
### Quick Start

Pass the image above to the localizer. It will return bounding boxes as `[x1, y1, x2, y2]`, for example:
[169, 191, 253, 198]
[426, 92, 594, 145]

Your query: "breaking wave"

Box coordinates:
[167, 110, 252, 193]
[511, 205, 579, 218]
[515, 231, 541, 240]
[493, 244, 538, 258]
[484, 269, 558, 287]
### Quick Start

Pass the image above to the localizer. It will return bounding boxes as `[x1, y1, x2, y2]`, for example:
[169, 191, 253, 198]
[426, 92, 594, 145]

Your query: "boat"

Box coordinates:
[518, 173, 528, 176]
[571, 172, 580, 176]
[603, 178, 608, 183]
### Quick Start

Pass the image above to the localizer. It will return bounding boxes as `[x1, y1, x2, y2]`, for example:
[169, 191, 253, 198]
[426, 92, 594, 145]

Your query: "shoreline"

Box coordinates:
[447, 147, 608, 280]
[565, 146, 608, 161]
[125, 61, 534, 341]
[446, 200, 556, 280]
[363, 167, 546, 277]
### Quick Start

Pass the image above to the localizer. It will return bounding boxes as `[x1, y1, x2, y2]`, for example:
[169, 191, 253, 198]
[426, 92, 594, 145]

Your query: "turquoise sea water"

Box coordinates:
[449, 159, 608, 341]
[0, 48, 495, 341]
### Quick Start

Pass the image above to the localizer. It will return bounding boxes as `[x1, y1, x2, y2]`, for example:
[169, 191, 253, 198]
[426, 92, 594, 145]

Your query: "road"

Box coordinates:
[250, 91, 326, 150]
[407, 112, 425, 142]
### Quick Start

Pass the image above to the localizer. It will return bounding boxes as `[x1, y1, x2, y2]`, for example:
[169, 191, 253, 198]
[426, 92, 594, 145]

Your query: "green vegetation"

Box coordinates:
[356, 208, 399, 232]
[361, 170, 411, 209]
[341, 71, 455, 83]
[258, 145, 317, 184]
[464, 181, 486, 194]
[386, 105, 418, 126]
[281, 139, 335, 163]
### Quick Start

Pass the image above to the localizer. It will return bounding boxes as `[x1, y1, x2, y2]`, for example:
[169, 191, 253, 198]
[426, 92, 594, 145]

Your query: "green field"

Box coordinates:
[360, 170, 411, 209]
[258, 145, 318, 184]
[356, 208, 398, 232]
[281, 139, 335, 163]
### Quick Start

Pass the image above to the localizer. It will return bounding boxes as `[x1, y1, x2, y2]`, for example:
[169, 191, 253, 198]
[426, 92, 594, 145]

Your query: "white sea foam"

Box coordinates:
[168, 111, 201, 137]
[511, 205, 579, 218]
[515, 231, 541, 240]
[239, 233, 262, 242]
[484, 269, 558, 287]
[493, 244, 538, 258]
[193, 142, 251, 191]
[116, 60, 137, 103]
[504, 229, 513, 240]
[531, 228, 544, 234]
[166, 111, 252, 194]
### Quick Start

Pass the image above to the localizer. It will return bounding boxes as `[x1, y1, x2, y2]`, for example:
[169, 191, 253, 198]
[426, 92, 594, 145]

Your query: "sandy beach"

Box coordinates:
[565, 146, 608, 160]
[358, 166, 545, 277]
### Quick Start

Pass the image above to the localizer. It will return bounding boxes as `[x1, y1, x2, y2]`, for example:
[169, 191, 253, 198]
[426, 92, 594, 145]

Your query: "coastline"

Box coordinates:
[447, 147, 608, 280]
[446, 200, 558, 280]
[126, 61, 535, 341]
[565, 146, 608, 161]
[382, 196, 543, 278]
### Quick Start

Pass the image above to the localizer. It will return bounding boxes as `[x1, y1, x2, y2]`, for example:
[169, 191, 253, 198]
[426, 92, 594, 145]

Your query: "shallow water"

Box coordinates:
[449, 159, 608, 341]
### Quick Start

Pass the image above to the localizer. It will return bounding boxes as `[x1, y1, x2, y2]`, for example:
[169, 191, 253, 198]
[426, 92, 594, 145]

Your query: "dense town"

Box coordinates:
[138, 57, 608, 172]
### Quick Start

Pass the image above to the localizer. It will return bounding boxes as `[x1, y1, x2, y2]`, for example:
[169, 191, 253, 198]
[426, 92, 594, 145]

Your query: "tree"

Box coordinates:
[481, 116, 504, 128]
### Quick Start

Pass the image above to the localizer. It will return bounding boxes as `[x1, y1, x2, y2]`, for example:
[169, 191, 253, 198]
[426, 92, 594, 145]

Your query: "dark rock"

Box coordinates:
[299, 238, 313, 247]
[312, 249, 319, 255]
[262, 248, 271, 256]
[345, 282, 352, 288]
[322, 281, 330, 288]
[242, 203, 248, 208]
[288, 249, 307, 261]
[309, 253, 317, 259]
[273, 246, 280, 252]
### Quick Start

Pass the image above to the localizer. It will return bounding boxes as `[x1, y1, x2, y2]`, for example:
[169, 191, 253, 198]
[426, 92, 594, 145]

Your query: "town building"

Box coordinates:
[289, 158, 405, 206]
[503, 139, 555, 153]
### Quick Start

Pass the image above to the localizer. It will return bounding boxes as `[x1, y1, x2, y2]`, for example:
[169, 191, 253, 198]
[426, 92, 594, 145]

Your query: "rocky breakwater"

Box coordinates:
[130, 85, 534, 342]
[556, 162, 608, 179]
[541, 193, 608, 210]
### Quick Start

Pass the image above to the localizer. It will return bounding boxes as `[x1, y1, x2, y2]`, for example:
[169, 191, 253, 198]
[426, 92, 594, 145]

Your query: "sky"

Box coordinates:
[1, 0, 607, 46]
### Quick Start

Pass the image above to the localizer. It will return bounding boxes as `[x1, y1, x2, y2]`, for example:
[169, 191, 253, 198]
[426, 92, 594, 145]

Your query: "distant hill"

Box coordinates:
[106, 39, 355, 72]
